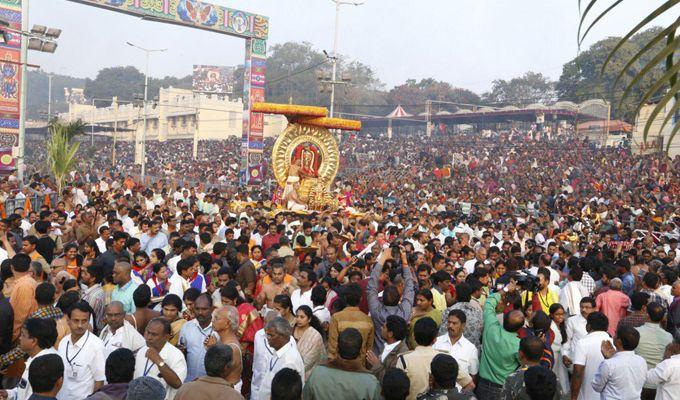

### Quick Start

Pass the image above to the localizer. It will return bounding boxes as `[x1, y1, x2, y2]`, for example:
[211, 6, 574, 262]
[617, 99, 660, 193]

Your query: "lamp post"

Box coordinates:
[15, 1, 61, 187]
[126, 42, 166, 183]
[328, 0, 362, 118]
[47, 72, 53, 120]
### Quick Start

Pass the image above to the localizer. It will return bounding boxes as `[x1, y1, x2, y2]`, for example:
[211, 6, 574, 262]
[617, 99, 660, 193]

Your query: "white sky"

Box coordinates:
[31, 0, 677, 93]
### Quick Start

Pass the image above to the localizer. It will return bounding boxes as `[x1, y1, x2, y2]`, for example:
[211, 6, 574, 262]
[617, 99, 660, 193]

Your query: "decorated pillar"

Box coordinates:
[0, 0, 22, 174]
[241, 37, 267, 185]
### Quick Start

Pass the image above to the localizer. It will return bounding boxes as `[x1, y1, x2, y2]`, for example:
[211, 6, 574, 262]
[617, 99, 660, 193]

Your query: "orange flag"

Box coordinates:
[24, 197, 31, 217]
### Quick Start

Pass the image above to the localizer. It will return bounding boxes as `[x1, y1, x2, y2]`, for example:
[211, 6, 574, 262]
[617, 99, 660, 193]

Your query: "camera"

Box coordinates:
[514, 271, 540, 292]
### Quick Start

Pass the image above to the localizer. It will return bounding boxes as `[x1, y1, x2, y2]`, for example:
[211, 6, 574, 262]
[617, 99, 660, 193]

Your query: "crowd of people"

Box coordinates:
[0, 126, 678, 400]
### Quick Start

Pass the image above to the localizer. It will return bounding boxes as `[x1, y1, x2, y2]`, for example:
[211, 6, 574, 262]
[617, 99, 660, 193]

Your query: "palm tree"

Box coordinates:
[46, 122, 80, 194]
[48, 117, 86, 141]
[578, 1, 679, 152]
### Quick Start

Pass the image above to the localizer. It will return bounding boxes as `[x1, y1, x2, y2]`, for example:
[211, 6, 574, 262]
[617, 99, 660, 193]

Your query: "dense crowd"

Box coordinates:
[0, 127, 679, 400]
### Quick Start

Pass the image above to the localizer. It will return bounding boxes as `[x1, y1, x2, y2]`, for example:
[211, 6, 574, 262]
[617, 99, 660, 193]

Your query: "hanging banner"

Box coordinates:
[68, 0, 269, 40]
[241, 38, 266, 185]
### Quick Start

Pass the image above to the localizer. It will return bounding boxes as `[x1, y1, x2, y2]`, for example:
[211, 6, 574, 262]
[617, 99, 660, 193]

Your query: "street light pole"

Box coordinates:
[47, 72, 53, 120]
[329, 0, 362, 118]
[126, 42, 166, 183]
[17, 0, 29, 187]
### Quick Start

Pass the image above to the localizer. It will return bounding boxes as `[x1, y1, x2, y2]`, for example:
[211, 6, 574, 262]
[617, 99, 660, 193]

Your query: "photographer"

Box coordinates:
[520, 268, 559, 315]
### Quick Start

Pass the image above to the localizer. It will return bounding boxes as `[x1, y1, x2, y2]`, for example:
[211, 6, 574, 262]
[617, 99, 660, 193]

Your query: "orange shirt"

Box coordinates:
[9, 274, 37, 340]
[261, 273, 296, 286]
[65, 259, 80, 280]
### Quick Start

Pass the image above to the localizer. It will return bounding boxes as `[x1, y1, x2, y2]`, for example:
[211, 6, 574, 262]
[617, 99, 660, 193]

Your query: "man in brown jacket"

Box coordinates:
[328, 283, 375, 362]
[174, 343, 244, 400]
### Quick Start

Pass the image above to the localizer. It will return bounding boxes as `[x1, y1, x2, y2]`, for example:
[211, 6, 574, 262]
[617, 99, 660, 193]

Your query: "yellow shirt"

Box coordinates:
[521, 289, 559, 314]
[431, 288, 447, 311]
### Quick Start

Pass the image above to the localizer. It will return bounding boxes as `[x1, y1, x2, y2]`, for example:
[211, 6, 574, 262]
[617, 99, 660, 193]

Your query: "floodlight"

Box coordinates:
[27, 37, 42, 51]
[41, 41, 57, 53]
[30, 25, 46, 35]
[45, 28, 61, 39]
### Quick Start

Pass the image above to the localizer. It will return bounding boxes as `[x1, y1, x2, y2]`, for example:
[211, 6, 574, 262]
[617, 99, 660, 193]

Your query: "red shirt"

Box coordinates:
[261, 233, 281, 251]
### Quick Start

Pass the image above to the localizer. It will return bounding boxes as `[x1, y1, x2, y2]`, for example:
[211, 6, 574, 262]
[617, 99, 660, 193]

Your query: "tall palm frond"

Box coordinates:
[578, 0, 679, 152]
[48, 117, 87, 141]
[46, 123, 80, 193]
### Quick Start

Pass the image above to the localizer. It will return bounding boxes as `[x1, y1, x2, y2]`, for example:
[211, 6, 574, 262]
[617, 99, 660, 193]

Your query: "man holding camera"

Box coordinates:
[520, 268, 559, 314]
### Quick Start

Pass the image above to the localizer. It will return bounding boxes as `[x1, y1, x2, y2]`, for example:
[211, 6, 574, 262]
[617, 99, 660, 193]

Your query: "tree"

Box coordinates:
[48, 117, 86, 141]
[576, 1, 678, 149]
[27, 70, 87, 120]
[46, 122, 80, 194]
[264, 42, 330, 106]
[556, 28, 667, 122]
[232, 42, 389, 116]
[84, 66, 192, 102]
[483, 72, 556, 105]
[388, 79, 481, 114]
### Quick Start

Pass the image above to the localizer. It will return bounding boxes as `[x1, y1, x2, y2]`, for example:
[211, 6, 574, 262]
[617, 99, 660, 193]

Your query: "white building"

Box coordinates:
[59, 86, 286, 142]
[632, 98, 678, 156]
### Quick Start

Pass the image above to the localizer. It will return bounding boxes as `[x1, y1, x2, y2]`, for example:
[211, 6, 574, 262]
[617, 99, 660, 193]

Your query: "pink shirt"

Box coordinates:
[596, 290, 631, 336]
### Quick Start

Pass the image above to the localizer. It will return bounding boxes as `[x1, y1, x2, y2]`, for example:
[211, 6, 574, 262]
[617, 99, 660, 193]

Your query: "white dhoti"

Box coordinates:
[283, 176, 307, 211]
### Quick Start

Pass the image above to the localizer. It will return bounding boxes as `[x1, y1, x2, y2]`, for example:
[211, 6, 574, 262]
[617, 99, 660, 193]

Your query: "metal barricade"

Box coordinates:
[3, 193, 59, 216]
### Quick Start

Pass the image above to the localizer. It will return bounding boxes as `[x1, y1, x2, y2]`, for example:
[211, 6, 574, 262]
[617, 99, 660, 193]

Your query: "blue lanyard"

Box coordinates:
[143, 357, 155, 377]
[269, 357, 279, 372]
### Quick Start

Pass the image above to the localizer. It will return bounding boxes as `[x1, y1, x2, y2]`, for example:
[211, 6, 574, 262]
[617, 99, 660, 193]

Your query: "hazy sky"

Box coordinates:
[31, 0, 674, 93]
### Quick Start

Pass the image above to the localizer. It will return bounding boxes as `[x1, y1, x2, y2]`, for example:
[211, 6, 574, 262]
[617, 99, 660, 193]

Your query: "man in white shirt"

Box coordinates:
[99, 302, 146, 359]
[57, 302, 106, 400]
[251, 311, 280, 400]
[254, 317, 305, 400]
[592, 325, 647, 399]
[559, 268, 590, 317]
[95, 226, 110, 254]
[571, 312, 613, 400]
[134, 317, 187, 400]
[463, 247, 486, 275]
[433, 309, 479, 380]
[291, 269, 315, 312]
[74, 183, 88, 207]
[0, 318, 58, 400]
[167, 258, 197, 300]
[646, 351, 680, 400]
[563, 296, 595, 368]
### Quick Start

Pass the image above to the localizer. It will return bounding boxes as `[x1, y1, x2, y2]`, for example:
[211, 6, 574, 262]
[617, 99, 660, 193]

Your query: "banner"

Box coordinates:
[192, 65, 235, 94]
[68, 0, 269, 40]
[241, 38, 266, 185]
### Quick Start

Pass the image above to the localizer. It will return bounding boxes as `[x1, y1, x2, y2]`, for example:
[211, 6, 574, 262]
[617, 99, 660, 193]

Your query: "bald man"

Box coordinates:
[100, 301, 145, 358]
[112, 261, 139, 313]
[205, 306, 244, 391]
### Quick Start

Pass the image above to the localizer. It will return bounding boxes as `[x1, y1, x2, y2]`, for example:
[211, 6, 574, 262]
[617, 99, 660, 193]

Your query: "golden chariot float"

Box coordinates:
[252, 103, 361, 211]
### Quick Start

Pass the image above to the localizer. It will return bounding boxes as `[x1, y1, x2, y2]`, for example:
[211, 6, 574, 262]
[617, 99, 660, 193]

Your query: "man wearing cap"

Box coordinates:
[126, 377, 166, 400]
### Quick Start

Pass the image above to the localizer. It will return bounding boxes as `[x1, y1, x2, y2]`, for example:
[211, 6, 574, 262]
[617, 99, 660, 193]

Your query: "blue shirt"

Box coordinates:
[622, 272, 635, 296]
[140, 232, 168, 255]
[111, 280, 138, 313]
[178, 319, 219, 382]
